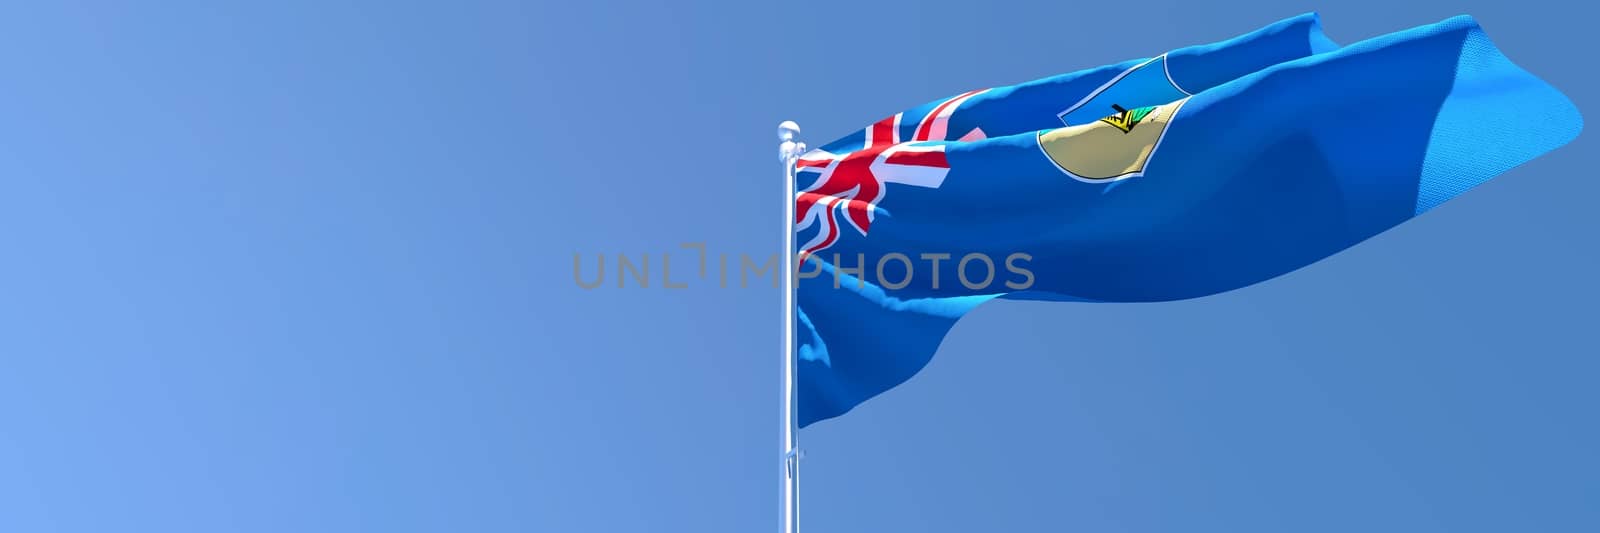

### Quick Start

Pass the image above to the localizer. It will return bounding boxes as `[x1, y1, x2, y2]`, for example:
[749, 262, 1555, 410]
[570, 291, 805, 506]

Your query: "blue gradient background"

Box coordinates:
[0, 2, 1593, 532]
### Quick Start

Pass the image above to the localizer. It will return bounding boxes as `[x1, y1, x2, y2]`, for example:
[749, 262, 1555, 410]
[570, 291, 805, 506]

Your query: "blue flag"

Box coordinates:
[794, 14, 1581, 427]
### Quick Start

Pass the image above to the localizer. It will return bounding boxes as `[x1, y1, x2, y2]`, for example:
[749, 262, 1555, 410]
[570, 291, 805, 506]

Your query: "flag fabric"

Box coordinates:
[794, 14, 1581, 427]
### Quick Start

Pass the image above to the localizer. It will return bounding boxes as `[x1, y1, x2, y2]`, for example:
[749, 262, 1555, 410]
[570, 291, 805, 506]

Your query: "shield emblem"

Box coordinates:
[1041, 55, 1193, 182]
[1038, 97, 1189, 182]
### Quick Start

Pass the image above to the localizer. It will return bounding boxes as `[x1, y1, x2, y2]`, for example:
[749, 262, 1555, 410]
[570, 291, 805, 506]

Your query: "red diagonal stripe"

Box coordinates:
[914, 89, 982, 141]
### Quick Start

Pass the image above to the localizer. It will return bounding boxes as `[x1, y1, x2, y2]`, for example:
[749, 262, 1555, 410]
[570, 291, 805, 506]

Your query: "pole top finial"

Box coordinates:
[778, 121, 801, 142]
[778, 121, 806, 163]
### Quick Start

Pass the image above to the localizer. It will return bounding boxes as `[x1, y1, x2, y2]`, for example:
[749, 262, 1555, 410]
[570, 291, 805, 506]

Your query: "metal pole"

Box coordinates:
[778, 121, 805, 533]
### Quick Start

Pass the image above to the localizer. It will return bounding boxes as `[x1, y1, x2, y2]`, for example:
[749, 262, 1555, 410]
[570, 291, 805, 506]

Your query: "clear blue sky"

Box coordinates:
[0, 1, 1594, 532]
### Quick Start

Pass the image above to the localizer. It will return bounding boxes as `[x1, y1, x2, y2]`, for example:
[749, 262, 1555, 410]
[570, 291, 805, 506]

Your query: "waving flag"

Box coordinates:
[795, 14, 1581, 427]
[797, 13, 1337, 256]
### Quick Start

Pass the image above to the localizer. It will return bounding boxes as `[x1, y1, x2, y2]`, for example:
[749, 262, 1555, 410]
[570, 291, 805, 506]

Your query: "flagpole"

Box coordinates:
[778, 121, 805, 533]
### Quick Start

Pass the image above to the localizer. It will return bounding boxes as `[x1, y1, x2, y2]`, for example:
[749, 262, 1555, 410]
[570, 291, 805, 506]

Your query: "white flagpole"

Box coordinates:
[778, 121, 805, 533]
